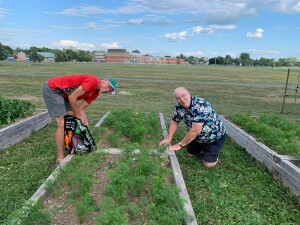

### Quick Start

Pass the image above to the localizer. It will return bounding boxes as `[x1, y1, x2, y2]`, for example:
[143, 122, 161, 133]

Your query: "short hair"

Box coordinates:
[174, 87, 189, 97]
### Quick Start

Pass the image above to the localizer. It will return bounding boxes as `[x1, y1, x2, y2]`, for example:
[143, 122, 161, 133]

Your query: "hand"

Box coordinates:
[168, 144, 182, 151]
[159, 139, 170, 146]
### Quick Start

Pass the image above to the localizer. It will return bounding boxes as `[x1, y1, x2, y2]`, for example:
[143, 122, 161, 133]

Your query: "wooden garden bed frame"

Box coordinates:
[0, 111, 52, 150]
[221, 116, 300, 205]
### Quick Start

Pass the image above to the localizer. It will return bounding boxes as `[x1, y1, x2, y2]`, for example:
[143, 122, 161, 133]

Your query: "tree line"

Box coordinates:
[0, 43, 92, 63]
[1, 43, 299, 67]
[177, 53, 299, 67]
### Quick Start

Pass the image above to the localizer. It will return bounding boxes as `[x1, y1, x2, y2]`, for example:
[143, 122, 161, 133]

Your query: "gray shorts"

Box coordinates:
[42, 82, 71, 117]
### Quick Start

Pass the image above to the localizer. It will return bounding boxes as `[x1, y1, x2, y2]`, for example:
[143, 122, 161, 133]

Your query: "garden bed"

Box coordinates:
[0, 111, 52, 149]
[221, 115, 300, 204]
[9, 110, 196, 225]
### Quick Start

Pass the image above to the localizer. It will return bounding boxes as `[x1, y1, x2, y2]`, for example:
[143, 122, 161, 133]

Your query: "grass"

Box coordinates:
[0, 62, 299, 224]
[228, 113, 300, 155]
[7, 110, 189, 224]
[172, 125, 300, 224]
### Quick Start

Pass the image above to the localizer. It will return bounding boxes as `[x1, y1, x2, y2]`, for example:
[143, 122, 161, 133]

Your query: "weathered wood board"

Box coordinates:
[0, 111, 52, 149]
[221, 116, 300, 203]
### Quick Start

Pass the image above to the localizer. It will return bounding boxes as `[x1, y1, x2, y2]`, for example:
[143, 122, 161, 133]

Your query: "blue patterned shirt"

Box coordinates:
[172, 96, 226, 143]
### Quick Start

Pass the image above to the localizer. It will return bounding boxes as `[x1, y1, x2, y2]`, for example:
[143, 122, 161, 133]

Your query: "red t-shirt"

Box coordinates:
[48, 74, 101, 104]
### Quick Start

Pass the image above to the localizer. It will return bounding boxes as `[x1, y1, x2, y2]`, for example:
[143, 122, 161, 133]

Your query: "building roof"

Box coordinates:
[107, 49, 127, 54]
[38, 52, 55, 58]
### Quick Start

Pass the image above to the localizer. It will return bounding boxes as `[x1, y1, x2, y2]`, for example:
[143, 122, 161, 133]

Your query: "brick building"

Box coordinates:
[105, 49, 130, 63]
[94, 48, 185, 64]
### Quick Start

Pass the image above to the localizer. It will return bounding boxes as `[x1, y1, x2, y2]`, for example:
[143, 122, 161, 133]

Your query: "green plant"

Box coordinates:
[6, 201, 51, 225]
[0, 97, 35, 124]
[229, 113, 300, 155]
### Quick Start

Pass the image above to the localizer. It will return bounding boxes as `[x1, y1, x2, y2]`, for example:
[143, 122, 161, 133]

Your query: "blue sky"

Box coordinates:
[0, 0, 299, 59]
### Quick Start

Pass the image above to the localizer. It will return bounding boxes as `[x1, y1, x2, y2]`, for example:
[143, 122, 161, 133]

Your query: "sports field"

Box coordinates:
[0, 62, 299, 224]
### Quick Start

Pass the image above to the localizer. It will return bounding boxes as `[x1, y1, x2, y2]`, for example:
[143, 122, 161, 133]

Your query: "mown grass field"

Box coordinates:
[0, 62, 299, 224]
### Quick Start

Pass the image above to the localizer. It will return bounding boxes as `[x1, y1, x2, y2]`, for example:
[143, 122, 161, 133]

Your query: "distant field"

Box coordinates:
[0, 61, 299, 122]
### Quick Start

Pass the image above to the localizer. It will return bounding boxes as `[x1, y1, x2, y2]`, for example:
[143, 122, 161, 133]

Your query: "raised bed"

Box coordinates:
[11, 112, 197, 225]
[221, 116, 300, 204]
[0, 111, 52, 149]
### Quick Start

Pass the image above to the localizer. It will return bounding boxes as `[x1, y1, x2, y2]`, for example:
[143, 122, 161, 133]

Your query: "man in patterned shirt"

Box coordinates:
[159, 87, 226, 168]
[42, 74, 118, 164]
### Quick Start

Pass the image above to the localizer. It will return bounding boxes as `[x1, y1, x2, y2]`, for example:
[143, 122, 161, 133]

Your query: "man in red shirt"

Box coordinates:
[42, 74, 118, 164]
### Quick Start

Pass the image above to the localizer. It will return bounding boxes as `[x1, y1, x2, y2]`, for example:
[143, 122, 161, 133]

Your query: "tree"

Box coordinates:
[216, 56, 225, 65]
[225, 55, 233, 65]
[30, 50, 44, 63]
[54, 49, 68, 62]
[208, 57, 216, 65]
[239, 52, 251, 66]
[65, 49, 77, 61]
[287, 57, 297, 66]
[0, 42, 6, 60]
[176, 54, 184, 59]
[76, 50, 92, 62]
[132, 50, 140, 53]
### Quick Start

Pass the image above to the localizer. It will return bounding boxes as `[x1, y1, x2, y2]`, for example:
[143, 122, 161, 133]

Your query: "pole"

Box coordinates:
[281, 68, 290, 114]
[293, 72, 300, 112]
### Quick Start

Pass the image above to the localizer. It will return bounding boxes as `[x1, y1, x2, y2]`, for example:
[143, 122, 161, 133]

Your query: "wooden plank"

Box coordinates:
[29, 155, 74, 203]
[95, 111, 110, 127]
[158, 113, 175, 157]
[159, 113, 198, 225]
[273, 164, 300, 193]
[273, 155, 300, 163]
[220, 116, 300, 201]
[0, 112, 52, 149]
[278, 159, 300, 181]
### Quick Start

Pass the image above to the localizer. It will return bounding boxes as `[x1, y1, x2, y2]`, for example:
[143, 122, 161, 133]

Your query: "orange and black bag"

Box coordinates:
[64, 115, 95, 155]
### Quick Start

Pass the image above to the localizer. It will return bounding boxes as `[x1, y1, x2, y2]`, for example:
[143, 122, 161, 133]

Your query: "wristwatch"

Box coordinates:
[178, 142, 184, 148]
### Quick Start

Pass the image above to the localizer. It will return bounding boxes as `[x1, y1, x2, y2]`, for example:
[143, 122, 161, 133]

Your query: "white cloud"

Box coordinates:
[250, 49, 280, 55]
[46, 5, 106, 16]
[127, 18, 145, 25]
[164, 24, 236, 41]
[181, 51, 204, 57]
[271, 0, 300, 13]
[84, 22, 102, 30]
[164, 31, 187, 41]
[246, 28, 264, 38]
[127, 15, 174, 25]
[0, 7, 9, 17]
[101, 42, 121, 49]
[192, 26, 213, 34]
[192, 24, 236, 34]
[293, 1, 300, 12]
[53, 40, 95, 50]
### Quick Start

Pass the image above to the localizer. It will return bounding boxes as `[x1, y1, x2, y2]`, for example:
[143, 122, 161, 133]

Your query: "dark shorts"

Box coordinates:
[42, 82, 71, 117]
[187, 135, 226, 163]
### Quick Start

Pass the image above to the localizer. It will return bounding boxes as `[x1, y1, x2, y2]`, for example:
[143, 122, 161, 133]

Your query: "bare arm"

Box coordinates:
[159, 120, 179, 146]
[68, 86, 86, 123]
[168, 122, 203, 151]
[78, 100, 89, 126]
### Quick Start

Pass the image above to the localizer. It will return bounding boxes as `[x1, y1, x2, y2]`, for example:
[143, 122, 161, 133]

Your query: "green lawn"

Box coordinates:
[0, 62, 299, 224]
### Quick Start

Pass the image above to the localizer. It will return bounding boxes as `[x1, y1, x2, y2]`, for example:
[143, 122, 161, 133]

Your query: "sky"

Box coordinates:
[0, 0, 300, 60]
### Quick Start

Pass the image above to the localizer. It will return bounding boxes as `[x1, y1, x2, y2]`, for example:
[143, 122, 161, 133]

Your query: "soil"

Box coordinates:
[42, 155, 116, 225]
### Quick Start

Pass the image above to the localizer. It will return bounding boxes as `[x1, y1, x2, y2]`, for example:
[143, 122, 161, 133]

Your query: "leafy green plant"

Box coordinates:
[0, 97, 35, 124]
